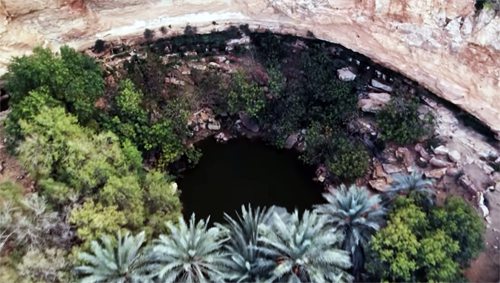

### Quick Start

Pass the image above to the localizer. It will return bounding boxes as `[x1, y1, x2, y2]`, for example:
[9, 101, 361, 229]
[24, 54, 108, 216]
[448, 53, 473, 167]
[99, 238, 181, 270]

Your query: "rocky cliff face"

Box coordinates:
[0, 0, 499, 136]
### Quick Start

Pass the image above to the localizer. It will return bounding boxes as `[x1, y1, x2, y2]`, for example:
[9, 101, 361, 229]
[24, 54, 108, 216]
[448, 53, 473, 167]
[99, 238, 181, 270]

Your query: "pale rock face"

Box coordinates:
[0, 0, 499, 138]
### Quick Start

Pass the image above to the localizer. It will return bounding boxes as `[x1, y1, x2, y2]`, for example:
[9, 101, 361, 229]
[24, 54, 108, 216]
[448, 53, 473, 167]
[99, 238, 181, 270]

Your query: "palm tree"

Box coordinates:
[388, 171, 435, 206]
[314, 184, 386, 280]
[220, 205, 277, 282]
[147, 214, 232, 283]
[75, 231, 150, 283]
[257, 210, 352, 283]
[389, 171, 434, 195]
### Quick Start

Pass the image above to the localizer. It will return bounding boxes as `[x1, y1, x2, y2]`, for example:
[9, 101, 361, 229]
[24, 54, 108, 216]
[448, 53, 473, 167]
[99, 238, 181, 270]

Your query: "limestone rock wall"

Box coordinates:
[0, 0, 499, 137]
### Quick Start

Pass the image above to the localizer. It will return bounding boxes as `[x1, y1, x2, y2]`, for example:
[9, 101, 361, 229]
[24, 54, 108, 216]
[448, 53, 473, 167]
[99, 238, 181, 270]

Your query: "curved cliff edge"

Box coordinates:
[0, 0, 499, 137]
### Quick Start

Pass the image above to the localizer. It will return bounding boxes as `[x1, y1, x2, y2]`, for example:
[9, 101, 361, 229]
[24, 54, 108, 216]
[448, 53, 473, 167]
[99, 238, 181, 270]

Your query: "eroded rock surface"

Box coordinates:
[0, 0, 499, 136]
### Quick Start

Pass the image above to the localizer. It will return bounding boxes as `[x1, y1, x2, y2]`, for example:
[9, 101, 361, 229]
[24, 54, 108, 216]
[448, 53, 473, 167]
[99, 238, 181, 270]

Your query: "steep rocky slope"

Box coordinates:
[0, 0, 499, 136]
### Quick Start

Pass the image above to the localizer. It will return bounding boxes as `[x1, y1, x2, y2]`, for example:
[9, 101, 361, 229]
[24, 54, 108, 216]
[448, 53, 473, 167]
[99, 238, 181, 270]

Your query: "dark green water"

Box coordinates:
[177, 138, 325, 224]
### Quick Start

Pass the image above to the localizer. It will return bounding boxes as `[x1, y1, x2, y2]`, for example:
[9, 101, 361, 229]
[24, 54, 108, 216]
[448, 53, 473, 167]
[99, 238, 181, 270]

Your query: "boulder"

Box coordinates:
[448, 150, 461, 163]
[429, 157, 453, 168]
[425, 168, 447, 179]
[215, 132, 230, 142]
[419, 148, 432, 161]
[382, 164, 404, 174]
[433, 145, 449, 155]
[239, 112, 260, 133]
[369, 179, 390, 192]
[207, 120, 221, 130]
[478, 192, 490, 217]
[358, 92, 391, 113]
[446, 168, 461, 177]
[284, 132, 299, 149]
[337, 67, 356, 81]
[371, 79, 393, 92]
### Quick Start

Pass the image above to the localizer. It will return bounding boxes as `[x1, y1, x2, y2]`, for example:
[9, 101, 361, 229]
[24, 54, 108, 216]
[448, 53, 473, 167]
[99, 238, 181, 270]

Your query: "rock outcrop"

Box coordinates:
[0, 0, 499, 137]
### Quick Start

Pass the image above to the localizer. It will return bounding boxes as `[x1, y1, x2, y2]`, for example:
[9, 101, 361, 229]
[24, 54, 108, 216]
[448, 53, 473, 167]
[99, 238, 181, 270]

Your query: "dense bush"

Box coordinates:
[300, 123, 369, 180]
[376, 95, 433, 144]
[226, 71, 266, 117]
[2, 46, 104, 146]
[17, 107, 183, 248]
[111, 53, 199, 166]
[257, 40, 357, 147]
[367, 195, 484, 282]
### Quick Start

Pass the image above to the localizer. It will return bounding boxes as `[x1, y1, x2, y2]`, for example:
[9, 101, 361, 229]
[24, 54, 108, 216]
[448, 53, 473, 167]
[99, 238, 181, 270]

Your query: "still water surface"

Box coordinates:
[177, 138, 324, 224]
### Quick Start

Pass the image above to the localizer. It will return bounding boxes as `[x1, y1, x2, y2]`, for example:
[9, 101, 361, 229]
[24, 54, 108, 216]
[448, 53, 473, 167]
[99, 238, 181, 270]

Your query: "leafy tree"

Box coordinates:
[314, 185, 386, 279]
[3, 46, 104, 146]
[220, 205, 276, 282]
[115, 79, 146, 120]
[141, 170, 182, 237]
[69, 200, 127, 249]
[430, 197, 484, 266]
[75, 231, 150, 283]
[147, 214, 231, 283]
[300, 124, 369, 180]
[367, 196, 464, 282]
[99, 76, 192, 166]
[17, 107, 182, 240]
[376, 95, 433, 144]
[257, 210, 352, 283]
[227, 72, 266, 117]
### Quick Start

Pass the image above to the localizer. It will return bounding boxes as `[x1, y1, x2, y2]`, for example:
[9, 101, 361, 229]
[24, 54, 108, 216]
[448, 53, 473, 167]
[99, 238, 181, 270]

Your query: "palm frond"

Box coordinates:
[147, 214, 230, 283]
[257, 209, 352, 282]
[75, 231, 150, 283]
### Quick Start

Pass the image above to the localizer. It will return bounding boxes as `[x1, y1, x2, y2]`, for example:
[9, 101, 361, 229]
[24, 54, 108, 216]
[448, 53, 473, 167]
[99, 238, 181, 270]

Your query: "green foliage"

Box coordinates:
[300, 45, 357, 125]
[69, 200, 127, 249]
[389, 172, 436, 207]
[3, 46, 104, 146]
[368, 195, 482, 282]
[257, 210, 352, 282]
[430, 197, 484, 266]
[148, 214, 231, 283]
[327, 135, 370, 180]
[480, 0, 500, 10]
[75, 231, 149, 283]
[100, 61, 194, 166]
[220, 205, 276, 282]
[115, 79, 146, 119]
[300, 124, 369, 180]
[260, 42, 357, 147]
[17, 107, 183, 243]
[141, 170, 182, 237]
[376, 95, 433, 144]
[227, 72, 266, 117]
[314, 185, 386, 278]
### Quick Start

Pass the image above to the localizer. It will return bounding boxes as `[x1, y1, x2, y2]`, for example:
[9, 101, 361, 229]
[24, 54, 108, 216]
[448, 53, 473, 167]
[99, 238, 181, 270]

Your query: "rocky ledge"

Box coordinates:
[0, 0, 499, 137]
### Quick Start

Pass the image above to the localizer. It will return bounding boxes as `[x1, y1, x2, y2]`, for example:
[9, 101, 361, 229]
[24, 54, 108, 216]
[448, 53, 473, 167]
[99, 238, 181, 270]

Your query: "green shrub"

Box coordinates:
[261, 43, 357, 146]
[17, 107, 183, 243]
[3, 46, 104, 147]
[376, 95, 433, 144]
[300, 123, 369, 180]
[227, 71, 266, 117]
[327, 136, 370, 180]
[368, 195, 484, 282]
[3, 46, 104, 123]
